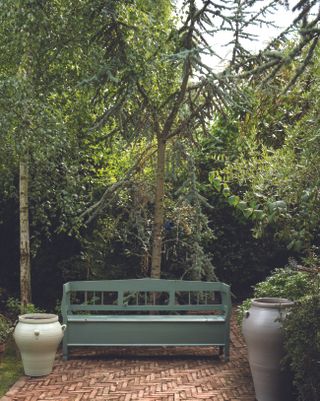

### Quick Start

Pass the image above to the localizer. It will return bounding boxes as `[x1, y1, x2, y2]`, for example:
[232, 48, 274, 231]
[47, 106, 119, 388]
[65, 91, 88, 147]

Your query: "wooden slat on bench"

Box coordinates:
[67, 315, 226, 323]
[68, 304, 226, 312]
[63, 279, 229, 292]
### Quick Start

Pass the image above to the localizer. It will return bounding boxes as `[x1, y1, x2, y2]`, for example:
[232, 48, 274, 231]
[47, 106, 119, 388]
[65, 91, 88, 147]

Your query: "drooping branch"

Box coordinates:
[88, 88, 128, 134]
[284, 36, 319, 92]
[161, 1, 200, 139]
[80, 144, 156, 224]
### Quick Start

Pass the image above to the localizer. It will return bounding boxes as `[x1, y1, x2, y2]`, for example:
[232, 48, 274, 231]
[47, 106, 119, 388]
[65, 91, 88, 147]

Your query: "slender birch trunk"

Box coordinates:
[150, 138, 166, 278]
[19, 160, 32, 306]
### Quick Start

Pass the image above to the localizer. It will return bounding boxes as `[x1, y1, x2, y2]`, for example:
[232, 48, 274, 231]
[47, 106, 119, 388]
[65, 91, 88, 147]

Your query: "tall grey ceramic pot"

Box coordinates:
[14, 313, 66, 376]
[242, 297, 294, 401]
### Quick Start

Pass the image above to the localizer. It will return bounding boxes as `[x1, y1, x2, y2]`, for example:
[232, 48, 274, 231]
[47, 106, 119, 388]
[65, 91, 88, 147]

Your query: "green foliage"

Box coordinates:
[1, 0, 320, 304]
[6, 297, 44, 321]
[0, 315, 13, 344]
[0, 0, 97, 255]
[283, 294, 320, 401]
[238, 261, 320, 401]
[253, 268, 311, 300]
[0, 339, 23, 397]
[237, 299, 252, 327]
[210, 46, 320, 253]
[204, 117, 290, 295]
[78, 139, 217, 281]
[237, 265, 311, 325]
[210, 205, 287, 297]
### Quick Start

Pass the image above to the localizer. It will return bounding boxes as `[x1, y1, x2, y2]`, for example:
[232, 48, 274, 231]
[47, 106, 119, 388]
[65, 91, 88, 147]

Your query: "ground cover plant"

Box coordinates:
[0, 339, 23, 397]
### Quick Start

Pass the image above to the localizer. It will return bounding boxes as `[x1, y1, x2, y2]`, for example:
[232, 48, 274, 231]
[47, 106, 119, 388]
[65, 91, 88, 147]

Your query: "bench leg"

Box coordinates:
[218, 346, 229, 362]
[62, 340, 68, 361]
[223, 343, 230, 362]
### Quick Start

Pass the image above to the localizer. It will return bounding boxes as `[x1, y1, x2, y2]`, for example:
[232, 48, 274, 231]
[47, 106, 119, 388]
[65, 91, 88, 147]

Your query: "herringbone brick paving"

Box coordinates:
[2, 310, 255, 401]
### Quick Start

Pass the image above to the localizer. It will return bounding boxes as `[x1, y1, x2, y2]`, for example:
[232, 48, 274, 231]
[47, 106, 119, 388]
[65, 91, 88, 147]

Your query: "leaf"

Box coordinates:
[253, 192, 266, 199]
[252, 209, 265, 220]
[222, 187, 230, 197]
[227, 195, 240, 206]
[288, 239, 303, 252]
[269, 200, 287, 211]
[243, 208, 254, 218]
[209, 174, 222, 191]
[237, 201, 247, 210]
[267, 212, 277, 223]
[213, 178, 222, 191]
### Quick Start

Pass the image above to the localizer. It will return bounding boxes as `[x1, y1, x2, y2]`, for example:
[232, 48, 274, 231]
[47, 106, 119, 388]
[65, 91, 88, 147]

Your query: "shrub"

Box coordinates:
[237, 267, 310, 324]
[0, 314, 12, 344]
[253, 267, 310, 300]
[283, 294, 320, 401]
[238, 264, 320, 401]
[6, 297, 45, 321]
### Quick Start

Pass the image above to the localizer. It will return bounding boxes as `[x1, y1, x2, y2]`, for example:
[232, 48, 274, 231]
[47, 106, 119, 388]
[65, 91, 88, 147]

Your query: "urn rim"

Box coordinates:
[252, 297, 294, 308]
[18, 313, 59, 324]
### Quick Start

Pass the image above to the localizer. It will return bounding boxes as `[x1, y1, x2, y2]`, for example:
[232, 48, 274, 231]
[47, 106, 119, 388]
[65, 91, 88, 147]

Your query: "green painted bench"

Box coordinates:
[61, 279, 231, 361]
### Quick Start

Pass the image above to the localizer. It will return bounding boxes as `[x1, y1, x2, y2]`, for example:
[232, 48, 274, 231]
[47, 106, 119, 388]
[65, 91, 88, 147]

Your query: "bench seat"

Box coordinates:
[67, 315, 226, 323]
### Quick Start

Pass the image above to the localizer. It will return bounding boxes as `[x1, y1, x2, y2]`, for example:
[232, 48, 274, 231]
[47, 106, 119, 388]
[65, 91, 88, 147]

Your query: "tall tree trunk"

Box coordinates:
[150, 138, 166, 278]
[19, 160, 32, 306]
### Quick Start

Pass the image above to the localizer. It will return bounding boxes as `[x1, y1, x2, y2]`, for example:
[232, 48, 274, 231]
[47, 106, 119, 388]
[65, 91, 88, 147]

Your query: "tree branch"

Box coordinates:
[80, 144, 156, 224]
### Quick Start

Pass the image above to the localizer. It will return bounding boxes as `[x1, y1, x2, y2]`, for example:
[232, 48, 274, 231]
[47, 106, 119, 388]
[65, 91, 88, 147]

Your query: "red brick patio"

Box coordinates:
[1, 311, 255, 401]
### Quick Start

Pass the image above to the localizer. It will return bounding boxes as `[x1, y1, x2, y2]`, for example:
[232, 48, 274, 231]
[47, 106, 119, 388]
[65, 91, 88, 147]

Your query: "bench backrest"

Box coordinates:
[62, 279, 231, 317]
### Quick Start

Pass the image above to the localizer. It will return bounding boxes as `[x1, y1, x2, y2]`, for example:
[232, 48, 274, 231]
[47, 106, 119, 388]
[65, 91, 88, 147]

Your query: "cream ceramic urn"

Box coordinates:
[14, 313, 66, 376]
[242, 297, 294, 401]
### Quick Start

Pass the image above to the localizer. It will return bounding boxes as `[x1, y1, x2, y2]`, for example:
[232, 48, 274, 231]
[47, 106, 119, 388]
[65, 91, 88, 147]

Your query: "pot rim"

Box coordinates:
[252, 297, 294, 308]
[18, 313, 59, 324]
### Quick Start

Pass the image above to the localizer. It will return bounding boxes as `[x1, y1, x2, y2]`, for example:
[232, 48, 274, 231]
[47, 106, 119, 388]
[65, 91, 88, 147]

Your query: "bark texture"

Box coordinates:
[19, 160, 32, 306]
